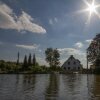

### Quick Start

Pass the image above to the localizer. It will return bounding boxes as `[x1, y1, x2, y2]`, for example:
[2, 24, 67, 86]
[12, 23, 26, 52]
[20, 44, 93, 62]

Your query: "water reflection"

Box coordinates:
[0, 74, 100, 100]
[45, 74, 59, 100]
[62, 74, 81, 93]
[61, 74, 89, 100]
[91, 75, 100, 100]
[22, 74, 36, 92]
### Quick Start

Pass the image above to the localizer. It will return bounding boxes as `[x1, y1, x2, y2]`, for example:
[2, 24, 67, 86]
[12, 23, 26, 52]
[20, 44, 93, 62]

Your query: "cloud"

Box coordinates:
[49, 17, 58, 25]
[54, 17, 58, 22]
[37, 57, 48, 66]
[58, 47, 86, 67]
[16, 44, 39, 50]
[85, 39, 92, 44]
[58, 48, 85, 56]
[0, 3, 46, 34]
[49, 19, 53, 25]
[74, 42, 83, 48]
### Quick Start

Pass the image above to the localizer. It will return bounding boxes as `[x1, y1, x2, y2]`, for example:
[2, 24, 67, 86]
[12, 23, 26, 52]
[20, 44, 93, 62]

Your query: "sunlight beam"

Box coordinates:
[82, 0, 100, 25]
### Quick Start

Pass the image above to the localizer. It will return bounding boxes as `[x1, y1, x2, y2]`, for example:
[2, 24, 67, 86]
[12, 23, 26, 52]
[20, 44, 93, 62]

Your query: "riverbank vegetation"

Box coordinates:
[0, 32, 100, 74]
[0, 48, 62, 74]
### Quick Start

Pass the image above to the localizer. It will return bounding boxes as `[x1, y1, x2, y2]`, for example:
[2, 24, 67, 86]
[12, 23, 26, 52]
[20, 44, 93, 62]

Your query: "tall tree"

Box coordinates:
[33, 54, 36, 66]
[17, 52, 19, 65]
[23, 55, 28, 70]
[53, 49, 60, 67]
[45, 48, 54, 67]
[87, 33, 100, 68]
[45, 48, 60, 68]
[28, 53, 32, 66]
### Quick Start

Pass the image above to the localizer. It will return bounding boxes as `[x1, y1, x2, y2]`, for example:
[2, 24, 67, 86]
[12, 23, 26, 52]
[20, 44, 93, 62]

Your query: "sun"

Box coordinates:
[79, 0, 100, 24]
[85, 0, 97, 17]
[88, 2, 96, 14]
[72, 0, 100, 26]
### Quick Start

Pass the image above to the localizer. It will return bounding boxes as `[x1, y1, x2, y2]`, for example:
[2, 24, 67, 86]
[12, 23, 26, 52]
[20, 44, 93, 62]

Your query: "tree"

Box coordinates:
[28, 53, 32, 66]
[45, 48, 54, 67]
[45, 48, 60, 68]
[33, 54, 36, 66]
[87, 33, 100, 68]
[53, 49, 60, 67]
[17, 52, 19, 65]
[23, 55, 28, 70]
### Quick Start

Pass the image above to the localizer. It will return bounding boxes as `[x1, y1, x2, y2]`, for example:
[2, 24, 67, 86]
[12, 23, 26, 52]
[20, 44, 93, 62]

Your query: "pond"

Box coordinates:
[0, 74, 100, 100]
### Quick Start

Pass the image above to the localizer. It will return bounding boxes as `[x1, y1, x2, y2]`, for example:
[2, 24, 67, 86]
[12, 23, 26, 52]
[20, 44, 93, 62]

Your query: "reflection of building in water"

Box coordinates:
[62, 55, 83, 72]
[61, 74, 88, 100]
[62, 74, 81, 92]
[45, 74, 59, 100]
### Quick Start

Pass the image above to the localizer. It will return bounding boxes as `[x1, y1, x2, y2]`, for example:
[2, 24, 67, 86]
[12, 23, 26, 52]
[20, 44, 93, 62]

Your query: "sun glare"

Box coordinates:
[86, 0, 97, 17]
[81, 0, 100, 24]
[88, 3, 96, 13]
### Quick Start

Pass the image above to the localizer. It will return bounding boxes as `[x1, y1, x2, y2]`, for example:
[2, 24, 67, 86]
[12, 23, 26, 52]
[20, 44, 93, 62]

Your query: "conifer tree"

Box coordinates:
[33, 54, 36, 66]
[28, 53, 32, 66]
[17, 52, 19, 65]
[23, 55, 28, 70]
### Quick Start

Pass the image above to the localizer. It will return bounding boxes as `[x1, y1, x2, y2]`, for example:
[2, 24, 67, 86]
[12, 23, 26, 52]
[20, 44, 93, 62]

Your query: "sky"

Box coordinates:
[0, 0, 100, 68]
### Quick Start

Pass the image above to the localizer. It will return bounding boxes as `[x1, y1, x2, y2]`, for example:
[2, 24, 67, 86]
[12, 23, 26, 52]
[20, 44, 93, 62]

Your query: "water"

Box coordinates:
[0, 74, 100, 100]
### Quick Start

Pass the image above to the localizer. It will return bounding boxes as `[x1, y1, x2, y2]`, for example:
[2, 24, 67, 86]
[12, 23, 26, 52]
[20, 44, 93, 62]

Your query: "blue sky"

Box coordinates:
[0, 0, 100, 67]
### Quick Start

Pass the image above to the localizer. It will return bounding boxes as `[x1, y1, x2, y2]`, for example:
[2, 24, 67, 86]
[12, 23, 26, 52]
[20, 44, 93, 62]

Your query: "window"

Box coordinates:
[78, 67, 80, 70]
[68, 67, 70, 70]
[73, 62, 76, 65]
[68, 62, 70, 65]
[64, 67, 66, 70]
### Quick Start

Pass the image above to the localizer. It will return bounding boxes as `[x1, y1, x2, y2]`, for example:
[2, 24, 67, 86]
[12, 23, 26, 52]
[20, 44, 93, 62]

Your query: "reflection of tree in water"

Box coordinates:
[22, 74, 36, 92]
[45, 74, 59, 100]
[16, 75, 20, 85]
[91, 75, 100, 100]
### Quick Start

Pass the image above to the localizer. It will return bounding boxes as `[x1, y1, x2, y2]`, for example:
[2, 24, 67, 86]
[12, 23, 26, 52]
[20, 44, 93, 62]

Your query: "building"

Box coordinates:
[62, 55, 83, 71]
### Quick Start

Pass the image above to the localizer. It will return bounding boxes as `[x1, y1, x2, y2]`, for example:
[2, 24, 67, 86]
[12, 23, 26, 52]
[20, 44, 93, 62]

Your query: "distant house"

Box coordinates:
[62, 55, 83, 71]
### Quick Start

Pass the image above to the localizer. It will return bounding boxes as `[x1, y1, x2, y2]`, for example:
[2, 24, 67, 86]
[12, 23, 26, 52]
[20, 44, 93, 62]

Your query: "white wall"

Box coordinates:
[62, 57, 82, 70]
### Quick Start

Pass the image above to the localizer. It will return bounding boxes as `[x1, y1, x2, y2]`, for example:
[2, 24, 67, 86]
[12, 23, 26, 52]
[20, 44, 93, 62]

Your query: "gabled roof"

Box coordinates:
[67, 55, 75, 60]
[62, 55, 81, 67]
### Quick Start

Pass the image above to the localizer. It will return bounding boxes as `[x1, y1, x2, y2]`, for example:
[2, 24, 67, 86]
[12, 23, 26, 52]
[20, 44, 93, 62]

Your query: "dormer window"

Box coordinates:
[68, 62, 70, 65]
[73, 62, 76, 65]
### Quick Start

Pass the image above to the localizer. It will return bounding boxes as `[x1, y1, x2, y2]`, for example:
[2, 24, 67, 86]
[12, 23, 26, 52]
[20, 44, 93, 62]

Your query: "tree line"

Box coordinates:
[0, 48, 61, 73]
[21, 53, 37, 71]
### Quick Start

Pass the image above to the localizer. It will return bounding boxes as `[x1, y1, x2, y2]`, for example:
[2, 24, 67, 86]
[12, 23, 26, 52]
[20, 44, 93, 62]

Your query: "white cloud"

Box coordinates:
[37, 57, 48, 66]
[49, 19, 53, 25]
[58, 48, 85, 56]
[49, 17, 58, 25]
[54, 17, 58, 22]
[38, 49, 42, 52]
[58, 47, 86, 67]
[74, 42, 83, 48]
[16, 44, 39, 50]
[85, 39, 92, 44]
[0, 3, 46, 34]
